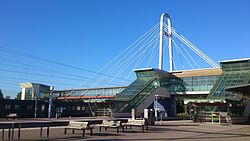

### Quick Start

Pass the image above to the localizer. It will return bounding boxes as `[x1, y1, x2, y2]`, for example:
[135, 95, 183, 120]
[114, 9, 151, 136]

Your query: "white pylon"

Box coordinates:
[159, 13, 172, 71]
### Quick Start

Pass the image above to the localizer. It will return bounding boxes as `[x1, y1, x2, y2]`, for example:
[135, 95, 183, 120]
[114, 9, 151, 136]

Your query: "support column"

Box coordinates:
[159, 13, 172, 71]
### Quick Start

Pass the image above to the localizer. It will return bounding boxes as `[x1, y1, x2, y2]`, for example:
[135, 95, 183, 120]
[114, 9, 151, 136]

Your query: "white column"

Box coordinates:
[159, 13, 172, 71]
[21, 88, 26, 100]
[167, 17, 173, 71]
[159, 14, 164, 70]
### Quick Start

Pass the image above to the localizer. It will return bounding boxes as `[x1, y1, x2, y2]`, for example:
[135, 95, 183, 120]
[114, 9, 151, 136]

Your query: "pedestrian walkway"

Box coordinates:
[1, 119, 250, 141]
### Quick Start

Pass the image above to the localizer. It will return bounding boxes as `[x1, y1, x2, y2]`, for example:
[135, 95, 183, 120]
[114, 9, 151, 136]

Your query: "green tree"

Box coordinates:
[5, 95, 11, 99]
[0, 89, 3, 99]
[16, 92, 22, 100]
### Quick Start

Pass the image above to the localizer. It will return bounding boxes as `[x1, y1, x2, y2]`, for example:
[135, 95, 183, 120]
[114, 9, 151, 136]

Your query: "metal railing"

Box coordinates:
[194, 111, 232, 125]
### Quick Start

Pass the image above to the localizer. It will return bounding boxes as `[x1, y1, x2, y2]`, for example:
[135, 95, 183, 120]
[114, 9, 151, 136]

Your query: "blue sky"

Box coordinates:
[0, 0, 250, 98]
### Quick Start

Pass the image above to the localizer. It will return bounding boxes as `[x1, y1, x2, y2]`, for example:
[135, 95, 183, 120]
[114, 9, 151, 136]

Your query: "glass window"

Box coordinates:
[41, 105, 45, 111]
[82, 106, 85, 110]
[136, 71, 155, 78]
[14, 105, 20, 110]
[72, 106, 76, 111]
[25, 88, 33, 100]
[27, 105, 33, 110]
[5, 104, 11, 110]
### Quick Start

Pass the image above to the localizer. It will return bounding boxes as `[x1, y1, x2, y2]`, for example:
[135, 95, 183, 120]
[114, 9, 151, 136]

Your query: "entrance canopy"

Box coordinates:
[184, 98, 226, 105]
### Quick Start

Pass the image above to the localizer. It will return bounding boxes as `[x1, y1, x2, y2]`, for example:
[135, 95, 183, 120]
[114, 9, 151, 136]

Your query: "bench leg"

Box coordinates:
[99, 126, 101, 132]
[47, 126, 50, 137]
[18, 125, 21, 139]
[122, 126, 125, 132]
[90, 128, 93, 136]
[11, 125, 14, 140]
[40, 126, 43, 137]
[72, 129, 75, 134]
[2, 129, 4, 141]
[8, 128, 11, 140]
[130, 125, 132, 129]
[117, 127, 119, 133]
[64, 128, 67, 134]
[142, 126, 144, 132]
[82, 129, 85, 137]
[105, 127, 107, 131]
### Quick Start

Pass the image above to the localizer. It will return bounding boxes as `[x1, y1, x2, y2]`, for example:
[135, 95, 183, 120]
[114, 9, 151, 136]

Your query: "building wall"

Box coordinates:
[0, 99, 48, 118]
[20, 83, 50, 100]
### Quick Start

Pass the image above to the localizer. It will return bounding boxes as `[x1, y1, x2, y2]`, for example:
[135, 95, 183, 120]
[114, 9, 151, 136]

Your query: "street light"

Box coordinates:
[34, 90, 38, 118]
[48, 86, 54, 118]
[154, 95, 159, 124]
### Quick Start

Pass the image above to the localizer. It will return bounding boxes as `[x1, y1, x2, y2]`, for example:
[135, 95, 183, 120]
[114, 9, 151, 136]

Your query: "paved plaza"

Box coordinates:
[1, 119, 250, 141]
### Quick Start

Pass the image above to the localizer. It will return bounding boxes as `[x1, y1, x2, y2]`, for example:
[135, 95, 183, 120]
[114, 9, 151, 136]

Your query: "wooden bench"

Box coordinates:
[0, 123, 14, 140]
[97, 120, 122, 133]
[6, 113, 18, 120]
[123, 119, 148, 132]
[64, 121, 92, 137]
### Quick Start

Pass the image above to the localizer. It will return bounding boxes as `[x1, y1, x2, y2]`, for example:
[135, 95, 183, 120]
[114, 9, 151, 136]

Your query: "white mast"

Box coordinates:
[159, 13, 172, 71]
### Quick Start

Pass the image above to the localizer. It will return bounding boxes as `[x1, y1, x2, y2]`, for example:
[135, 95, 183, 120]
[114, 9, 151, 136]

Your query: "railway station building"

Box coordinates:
[1, 58, 250, 124]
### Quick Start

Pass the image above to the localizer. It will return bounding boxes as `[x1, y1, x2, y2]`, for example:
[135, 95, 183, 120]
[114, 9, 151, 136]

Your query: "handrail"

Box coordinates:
[195, 111, 231, 124]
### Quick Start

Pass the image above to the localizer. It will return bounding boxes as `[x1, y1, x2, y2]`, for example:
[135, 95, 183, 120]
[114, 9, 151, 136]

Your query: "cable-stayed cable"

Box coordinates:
[65, 23, 160, 96]
[172, 38, 194, 69]
[163, 24, 219, 68]
[0, 46, 132, 81]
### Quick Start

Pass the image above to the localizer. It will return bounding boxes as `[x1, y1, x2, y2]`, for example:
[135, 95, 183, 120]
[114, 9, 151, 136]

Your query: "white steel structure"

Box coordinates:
[159, 13, 172, 71]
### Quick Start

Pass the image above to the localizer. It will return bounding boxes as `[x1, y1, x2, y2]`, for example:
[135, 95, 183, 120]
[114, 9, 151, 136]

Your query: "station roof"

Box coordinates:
[57, 95, 114, 100]
[53, 86, 127, 93]
[220, 58, 250, 64]
[170, 68, 222, 78]
[20, 82, 50, 88]
[133, 68, 169, 78]
[133, 68, 222, 78]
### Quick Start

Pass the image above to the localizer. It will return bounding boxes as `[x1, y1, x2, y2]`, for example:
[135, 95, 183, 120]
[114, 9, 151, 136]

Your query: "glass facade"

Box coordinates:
[136, 70, 157, 78]
[115, 69, 161, 112]
[39, 85, 50, 99]
[55, 87, 126, 98]
[114, 77, 157, 101]
[187, 59, 250, 118]
[25, 88, 33, 100]
[208, 59, 250, 100]
[167, 76, 220, 94]
[121, 79, 159, 112]
[20, 83, 50, 100]
[115, 68, 222, 113]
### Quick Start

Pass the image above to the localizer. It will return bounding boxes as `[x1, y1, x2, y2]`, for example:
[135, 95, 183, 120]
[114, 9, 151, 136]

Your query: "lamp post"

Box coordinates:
[48, 86, 54, 118]
[34, 91, 38, 118]
[155, 95, 159, 124]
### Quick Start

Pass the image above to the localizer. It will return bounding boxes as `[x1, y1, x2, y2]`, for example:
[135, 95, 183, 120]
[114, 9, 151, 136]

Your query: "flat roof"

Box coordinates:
[133, 68, 169, 78]
[220, 58, 250, 64]
[54, 86, 127, 92]
[133, 68, 222, 78]
[20, 82, 50, 88]
[133, 68, 154, 72]
[171, 68, 222, 78]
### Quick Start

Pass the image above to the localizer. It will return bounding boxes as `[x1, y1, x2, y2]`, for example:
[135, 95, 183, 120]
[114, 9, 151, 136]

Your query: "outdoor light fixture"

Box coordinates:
[48, 86, 54, 118]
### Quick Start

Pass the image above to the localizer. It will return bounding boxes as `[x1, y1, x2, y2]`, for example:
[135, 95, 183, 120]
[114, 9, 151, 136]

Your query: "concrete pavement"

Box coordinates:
[1, 119, 250, 141]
